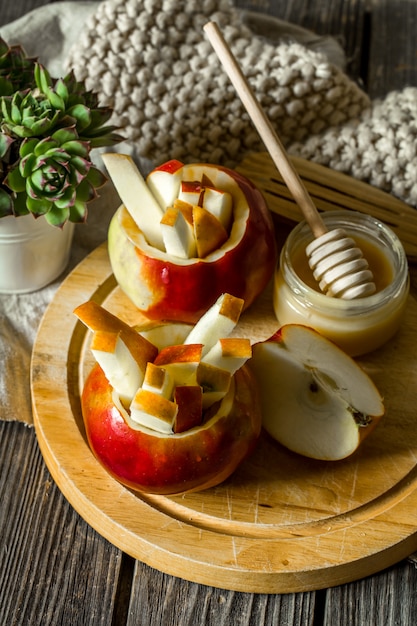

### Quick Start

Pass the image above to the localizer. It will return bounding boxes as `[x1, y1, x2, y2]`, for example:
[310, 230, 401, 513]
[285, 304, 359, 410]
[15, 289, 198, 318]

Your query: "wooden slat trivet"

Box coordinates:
[236, 152, 417, 262]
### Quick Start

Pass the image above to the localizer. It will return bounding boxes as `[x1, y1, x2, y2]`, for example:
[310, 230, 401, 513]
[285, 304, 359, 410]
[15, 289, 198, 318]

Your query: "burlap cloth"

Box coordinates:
[0, 0, 416, 426]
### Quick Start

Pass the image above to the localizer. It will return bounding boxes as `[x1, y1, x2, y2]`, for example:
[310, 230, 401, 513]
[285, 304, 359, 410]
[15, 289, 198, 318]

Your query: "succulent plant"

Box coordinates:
[0, 36, 123, 225]
[0, 38, 36, 96]
[1, 89, 62, 139]
[5, 128, 107, 227]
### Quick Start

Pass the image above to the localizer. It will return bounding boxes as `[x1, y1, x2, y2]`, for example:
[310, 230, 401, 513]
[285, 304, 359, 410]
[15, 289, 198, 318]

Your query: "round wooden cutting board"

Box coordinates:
[31, 241, 417, 594]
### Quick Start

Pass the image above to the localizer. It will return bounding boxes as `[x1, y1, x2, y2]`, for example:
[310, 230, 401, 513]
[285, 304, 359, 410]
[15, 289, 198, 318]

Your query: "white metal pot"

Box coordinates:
[0, 214, 74, 294]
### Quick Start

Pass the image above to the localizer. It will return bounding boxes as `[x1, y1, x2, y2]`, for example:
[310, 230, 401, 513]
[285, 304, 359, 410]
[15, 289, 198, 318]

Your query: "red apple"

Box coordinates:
[107, 161, 277, 323]
[81, 361, 262, 495]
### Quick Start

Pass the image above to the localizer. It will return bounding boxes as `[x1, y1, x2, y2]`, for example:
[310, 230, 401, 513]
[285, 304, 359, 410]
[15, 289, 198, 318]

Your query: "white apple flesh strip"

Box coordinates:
[192, 204, 229, 258]
[130, 388, 177, 434]
[154, 343, 203, 385]
[201, 187, 233, 230]
[74, 301, 158, 402]
[249, 324, 384, 461]
[136, 322, 192, 350]
[73, 301, 158, 365]
[178, 180, 203, 206]
[142, 362, 174, 399]
[160, 206, 197, 259]
[90, 330, 146, 404]
[173, 199, 194, 227]
[202, 337, 252, 375]
[146, 161, 183, 209]
[196, 362, 232, 409]
[101, 153, 165, 250]
[184, 293, 244, 356]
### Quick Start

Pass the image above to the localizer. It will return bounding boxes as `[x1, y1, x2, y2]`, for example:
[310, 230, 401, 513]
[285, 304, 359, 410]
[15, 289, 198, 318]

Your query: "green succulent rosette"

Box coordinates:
[0, 38, 36, 96]
[0, 36, 123, 224]
[5, 128, 107, 227]
[1, 89, 62, 139]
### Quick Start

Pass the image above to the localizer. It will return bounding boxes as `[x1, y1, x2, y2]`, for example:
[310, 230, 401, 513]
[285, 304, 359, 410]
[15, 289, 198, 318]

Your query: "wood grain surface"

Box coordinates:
[31, 156, 417, 592]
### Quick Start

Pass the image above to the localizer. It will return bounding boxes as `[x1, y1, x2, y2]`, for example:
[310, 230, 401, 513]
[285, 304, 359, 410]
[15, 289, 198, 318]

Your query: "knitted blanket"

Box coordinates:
[67, 0, 417, 208]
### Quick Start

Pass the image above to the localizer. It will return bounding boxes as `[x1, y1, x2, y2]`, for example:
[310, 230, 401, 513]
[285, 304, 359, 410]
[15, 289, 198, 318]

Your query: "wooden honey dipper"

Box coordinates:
[203, 21, 376, 299]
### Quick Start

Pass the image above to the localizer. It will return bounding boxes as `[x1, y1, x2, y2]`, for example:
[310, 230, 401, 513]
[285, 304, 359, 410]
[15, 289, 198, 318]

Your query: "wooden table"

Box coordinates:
[1, 1, 417, 624]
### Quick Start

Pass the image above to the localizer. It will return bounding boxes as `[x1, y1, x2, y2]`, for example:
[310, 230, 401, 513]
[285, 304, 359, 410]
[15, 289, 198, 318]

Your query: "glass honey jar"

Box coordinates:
[273, 210, 409, 356]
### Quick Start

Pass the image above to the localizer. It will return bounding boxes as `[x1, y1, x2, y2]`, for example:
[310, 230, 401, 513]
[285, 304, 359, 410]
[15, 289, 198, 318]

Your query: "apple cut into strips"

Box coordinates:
[178, 180, 203, 206]
[137, 322, 192, 350]
[89, 330, 149, 405]
[154, 343, 203, 385]
[249, 324, 384, 461]
[173, 199, 194, 228]
[74, 301, 158, 403]
[201, 186, 233, 230]
[130, 388, 177, 434]
[192, 204, 229, 258]
[102, 153, 165, 250]
[173, 385, 203, 433]
[146, 159, 183, 209]
[142, 362, 174, 399]
[73, 301, 158, 364]
[160, 206, 197, 259]
[184, 293, 244, 356]
[202, 337, 252, 375]
[196, 362, 232, 409]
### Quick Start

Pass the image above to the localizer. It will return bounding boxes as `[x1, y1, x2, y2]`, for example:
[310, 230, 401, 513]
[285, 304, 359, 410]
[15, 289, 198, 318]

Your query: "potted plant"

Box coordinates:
[0, 37, 122, 293]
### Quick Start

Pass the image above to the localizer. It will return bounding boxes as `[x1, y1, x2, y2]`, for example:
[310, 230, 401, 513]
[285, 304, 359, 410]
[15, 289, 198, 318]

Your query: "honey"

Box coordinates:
[273, 211, 409, 356]
[291, 234, 395, 293]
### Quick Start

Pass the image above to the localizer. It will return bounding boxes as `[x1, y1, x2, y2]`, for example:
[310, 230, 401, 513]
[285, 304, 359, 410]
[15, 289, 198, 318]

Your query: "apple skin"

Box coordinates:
[108, 163, 277, 324]
[81, 362, 262, 495]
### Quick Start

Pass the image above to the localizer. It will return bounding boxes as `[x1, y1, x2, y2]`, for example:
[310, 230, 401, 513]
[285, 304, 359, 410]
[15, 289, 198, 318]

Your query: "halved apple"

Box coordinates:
[107, 160, 277, 323]
[249, 324, 384, 460]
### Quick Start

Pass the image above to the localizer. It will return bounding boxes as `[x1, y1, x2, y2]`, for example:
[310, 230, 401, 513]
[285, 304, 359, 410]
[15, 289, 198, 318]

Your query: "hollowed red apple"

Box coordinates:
[76, 297, 262, 495]
[107, 161, 277, 323]
[81, 361, 261, 495]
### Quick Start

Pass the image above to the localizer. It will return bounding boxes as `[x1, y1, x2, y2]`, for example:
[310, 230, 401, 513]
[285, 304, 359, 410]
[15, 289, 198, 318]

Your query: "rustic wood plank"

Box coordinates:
[366, 0, 417, 97]
[127, 561, 317, 626]
[0, 421, 122, 625]
[324, 562, 417, 625]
